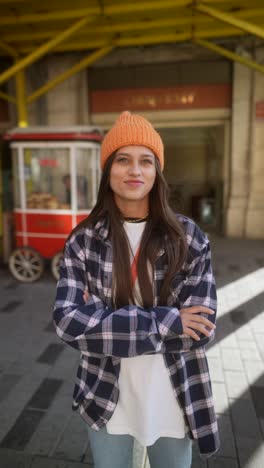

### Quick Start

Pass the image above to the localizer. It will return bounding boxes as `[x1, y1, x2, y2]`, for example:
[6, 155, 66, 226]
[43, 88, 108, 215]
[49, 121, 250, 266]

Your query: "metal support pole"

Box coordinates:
[15, 69, 28, 127]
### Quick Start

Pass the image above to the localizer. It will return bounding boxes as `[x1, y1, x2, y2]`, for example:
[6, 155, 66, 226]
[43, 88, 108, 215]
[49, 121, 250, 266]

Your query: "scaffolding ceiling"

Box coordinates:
[0, 0, 264, 53]
[0, 0, 263, 126]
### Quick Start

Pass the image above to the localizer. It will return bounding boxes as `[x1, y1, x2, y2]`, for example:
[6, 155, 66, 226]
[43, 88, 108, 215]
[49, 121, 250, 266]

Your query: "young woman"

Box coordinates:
[53, 111, 219, 468]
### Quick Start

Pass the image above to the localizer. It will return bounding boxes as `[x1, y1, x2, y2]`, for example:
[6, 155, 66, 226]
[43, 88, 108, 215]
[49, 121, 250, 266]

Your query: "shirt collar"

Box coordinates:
[93, 217, 165, 257]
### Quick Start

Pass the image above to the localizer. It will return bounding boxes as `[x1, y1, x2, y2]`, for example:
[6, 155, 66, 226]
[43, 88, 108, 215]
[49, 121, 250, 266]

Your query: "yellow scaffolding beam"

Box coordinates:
[195, 2, 264, 40]
[27, 46, 113, 103]
[117, 32, 191, 47]
[0, 1, 190, 25]
[194, 38, 264, 74]
[0, 7, 98, 26]
[0, 89, 16, 103]
[18, 24, 247, 54]
[0, 15, 97, 86]
[15, 68, 28, 127]
[0, 1, 261, 29]
[0, 0, 251, 27]
[0, 40, 18, 58]
[4, 8, 264, 43]
[0, 0, 27, 3]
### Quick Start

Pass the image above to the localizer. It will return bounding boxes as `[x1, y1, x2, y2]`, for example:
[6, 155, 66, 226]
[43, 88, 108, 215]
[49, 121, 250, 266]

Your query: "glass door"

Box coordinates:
[158, 125, 225, 232]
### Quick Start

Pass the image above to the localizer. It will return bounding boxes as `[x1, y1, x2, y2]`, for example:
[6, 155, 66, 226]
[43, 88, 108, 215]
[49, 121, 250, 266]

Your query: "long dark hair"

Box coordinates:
[70, 153, 188, 308]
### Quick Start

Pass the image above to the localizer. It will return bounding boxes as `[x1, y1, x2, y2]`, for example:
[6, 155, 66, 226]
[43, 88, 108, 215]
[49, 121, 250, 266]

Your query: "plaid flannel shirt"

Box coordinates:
[53, 214, 219, 456]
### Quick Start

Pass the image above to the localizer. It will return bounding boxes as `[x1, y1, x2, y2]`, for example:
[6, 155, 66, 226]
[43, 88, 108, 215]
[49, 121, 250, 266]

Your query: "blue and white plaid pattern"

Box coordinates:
[53, 214, 219, 455]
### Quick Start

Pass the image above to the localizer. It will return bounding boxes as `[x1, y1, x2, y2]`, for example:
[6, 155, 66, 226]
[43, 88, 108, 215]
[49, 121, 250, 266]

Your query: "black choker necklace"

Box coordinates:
[124, 215, 149, 223]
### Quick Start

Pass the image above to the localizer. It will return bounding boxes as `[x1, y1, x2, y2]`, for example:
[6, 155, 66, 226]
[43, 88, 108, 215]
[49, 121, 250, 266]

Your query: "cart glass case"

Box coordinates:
[5, 126, 102, 282]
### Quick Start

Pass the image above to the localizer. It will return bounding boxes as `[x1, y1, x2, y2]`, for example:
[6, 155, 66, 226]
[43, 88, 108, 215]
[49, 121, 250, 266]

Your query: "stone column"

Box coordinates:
[27, 60, 48, 126]
[225, 62, 253, 237]
[46, 54, 89, 126]
[245, 47, 264, 239]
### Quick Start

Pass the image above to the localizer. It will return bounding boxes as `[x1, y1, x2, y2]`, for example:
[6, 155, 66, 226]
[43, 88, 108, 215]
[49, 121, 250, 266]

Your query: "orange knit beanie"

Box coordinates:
[100, 111, 164, 170]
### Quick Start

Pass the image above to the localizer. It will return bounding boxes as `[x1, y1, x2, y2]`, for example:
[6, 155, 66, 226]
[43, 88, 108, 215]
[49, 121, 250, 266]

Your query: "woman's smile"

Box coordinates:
[124, 179, 144, 187]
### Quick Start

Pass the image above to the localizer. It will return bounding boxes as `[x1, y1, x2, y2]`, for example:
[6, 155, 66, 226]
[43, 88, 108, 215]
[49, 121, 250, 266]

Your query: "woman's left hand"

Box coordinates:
[83, 289, 89, 303]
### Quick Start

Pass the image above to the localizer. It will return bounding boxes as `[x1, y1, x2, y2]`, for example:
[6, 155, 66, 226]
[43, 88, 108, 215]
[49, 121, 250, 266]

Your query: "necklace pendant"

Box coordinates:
[124, 215, 149, 223]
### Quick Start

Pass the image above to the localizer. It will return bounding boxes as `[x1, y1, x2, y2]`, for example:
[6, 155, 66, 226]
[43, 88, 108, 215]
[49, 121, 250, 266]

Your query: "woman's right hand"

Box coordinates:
[180, 306, 216, 341]
[83, 289, 89, 304]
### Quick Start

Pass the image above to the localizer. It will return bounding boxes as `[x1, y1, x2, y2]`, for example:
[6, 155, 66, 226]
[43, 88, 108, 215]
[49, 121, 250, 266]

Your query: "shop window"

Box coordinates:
[27, 148, 70, 209]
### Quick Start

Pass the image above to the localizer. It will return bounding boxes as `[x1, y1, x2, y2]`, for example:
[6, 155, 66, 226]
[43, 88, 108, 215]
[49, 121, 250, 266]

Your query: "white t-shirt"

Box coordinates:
[106, 221, 187, 446]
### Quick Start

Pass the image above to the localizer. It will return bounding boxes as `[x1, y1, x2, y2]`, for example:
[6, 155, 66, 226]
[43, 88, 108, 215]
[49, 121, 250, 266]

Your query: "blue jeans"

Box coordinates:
[87, 425, 192, 468]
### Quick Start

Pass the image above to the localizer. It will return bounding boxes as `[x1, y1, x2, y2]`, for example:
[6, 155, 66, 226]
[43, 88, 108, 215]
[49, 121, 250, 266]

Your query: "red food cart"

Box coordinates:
[4, 126, 102, 282]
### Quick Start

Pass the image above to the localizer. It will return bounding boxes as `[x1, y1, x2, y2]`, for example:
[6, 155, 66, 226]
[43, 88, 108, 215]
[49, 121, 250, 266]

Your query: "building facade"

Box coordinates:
[1, 45, 264, 240]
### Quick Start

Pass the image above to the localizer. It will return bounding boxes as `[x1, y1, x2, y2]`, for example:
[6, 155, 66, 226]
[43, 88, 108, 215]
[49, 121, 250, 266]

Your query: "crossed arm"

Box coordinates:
[53, 237, 216, 357]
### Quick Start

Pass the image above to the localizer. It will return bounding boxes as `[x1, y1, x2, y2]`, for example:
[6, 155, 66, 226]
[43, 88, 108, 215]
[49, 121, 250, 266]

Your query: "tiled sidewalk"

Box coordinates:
[0, 235, 264, 468]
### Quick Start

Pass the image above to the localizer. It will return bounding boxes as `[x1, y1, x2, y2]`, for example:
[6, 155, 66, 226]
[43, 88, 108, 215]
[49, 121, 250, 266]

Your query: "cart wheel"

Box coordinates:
[51, 251, 63, 281]
[9, 247, 44, 282]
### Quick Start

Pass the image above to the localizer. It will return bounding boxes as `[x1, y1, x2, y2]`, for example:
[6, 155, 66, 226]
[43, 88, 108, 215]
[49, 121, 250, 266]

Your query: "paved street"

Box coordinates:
[0, 234, 264, 468]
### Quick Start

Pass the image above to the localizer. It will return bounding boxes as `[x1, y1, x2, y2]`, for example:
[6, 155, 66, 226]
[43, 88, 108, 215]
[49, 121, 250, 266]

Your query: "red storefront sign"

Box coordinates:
[256, 101, 264, 120]
[91, 84, 231, 113]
